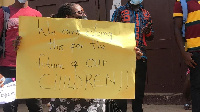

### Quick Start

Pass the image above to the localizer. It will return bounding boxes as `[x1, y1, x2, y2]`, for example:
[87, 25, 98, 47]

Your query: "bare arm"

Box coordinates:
[174, 17, 197, 68]
[174, 17, 185, 54]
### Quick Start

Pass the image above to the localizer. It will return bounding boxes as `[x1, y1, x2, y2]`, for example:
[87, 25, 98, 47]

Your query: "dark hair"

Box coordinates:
[51, 3, 76, 18]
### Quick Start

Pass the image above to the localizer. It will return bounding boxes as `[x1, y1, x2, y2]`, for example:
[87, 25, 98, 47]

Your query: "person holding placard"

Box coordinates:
[110, 0, 154, 111]
[48, 3, 106, 112]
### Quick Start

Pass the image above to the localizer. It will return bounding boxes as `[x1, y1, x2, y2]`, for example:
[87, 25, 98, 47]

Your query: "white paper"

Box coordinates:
[0, 81, 16, 104]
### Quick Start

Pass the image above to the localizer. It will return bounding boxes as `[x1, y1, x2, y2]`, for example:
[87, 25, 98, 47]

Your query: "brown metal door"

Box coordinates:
[143, 0, 186, 93]
[29, 0, 62, 17]
[29, 0, 99, 20]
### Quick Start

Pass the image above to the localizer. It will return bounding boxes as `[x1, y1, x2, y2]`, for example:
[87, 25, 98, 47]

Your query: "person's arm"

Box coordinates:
[174, 17, 196, 68]
[174, 17, 185, 54]
[142, 10, 154, 41]
[13, 9, 42, 51]
[173, 1, 197, 68]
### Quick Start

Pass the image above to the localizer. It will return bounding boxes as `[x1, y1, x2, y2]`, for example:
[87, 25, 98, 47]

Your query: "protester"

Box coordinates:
[48, 3, 105, 112]
[51, 3, 87, 19]
[109, 0, 154, 111]
[174, 0, 200, 111]
[0, 0, 43, 112]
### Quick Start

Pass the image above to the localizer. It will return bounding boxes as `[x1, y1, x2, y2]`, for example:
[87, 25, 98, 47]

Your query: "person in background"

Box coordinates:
[48, 3, 105, 112]
[174, 0, 200, 111]
[0, 0, 43, 112]
[110, 0, 154, 111]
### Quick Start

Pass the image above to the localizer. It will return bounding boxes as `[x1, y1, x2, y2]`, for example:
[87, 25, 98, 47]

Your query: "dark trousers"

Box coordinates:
[3, 99, 43, 112]
[114, 59, 147, 112]
[0, 66, 43, 112]
[189, 52, 200, 112]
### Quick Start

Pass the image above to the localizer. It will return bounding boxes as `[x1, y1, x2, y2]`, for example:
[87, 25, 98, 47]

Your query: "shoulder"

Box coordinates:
[142, 8, 150, 14]
[28, 6, 42, 17]
[0, 7, 4, 17]
[174, 0, 181, 7]
[0, 6, 8, 12]
[115, 4, 127, 13]
[173, 0, 183, 17]
[0, 6, 3, 13]
[141, 8, 151, 17]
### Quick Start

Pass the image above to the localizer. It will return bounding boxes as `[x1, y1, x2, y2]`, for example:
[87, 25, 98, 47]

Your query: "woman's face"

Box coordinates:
[68, 4, 87, 19]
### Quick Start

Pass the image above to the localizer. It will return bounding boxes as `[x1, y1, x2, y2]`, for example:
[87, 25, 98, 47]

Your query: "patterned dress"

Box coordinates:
[49, 98, 106, 112]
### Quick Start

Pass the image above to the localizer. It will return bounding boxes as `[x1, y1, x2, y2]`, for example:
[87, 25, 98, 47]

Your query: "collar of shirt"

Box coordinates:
[125, 2, 143, 12]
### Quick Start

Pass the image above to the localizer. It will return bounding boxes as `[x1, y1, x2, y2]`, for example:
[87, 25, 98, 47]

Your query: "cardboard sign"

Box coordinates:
[17, 17, 136, 99]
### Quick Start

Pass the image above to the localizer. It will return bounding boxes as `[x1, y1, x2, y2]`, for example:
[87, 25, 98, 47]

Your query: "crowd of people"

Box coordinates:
[0, 0, 199, 112]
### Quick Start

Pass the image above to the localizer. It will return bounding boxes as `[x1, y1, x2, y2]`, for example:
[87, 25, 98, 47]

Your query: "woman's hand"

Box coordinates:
[13, 36, 22, 51]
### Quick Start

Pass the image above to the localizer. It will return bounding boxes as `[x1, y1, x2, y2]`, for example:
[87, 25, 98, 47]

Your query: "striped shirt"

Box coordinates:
[173, 0, 200, 51]
[111, 3, 154, 59]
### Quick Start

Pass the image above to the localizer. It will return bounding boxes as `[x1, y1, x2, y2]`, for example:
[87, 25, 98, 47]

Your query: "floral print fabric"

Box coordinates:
[49, 98, 106, 112]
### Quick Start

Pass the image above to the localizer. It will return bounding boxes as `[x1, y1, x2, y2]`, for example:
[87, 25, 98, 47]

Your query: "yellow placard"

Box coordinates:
[17, 17, 136, 99]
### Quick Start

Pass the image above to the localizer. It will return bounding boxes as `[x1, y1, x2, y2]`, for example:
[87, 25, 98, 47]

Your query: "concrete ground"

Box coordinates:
[140, 105, 191, 112]
[0, 104, 192, 112]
